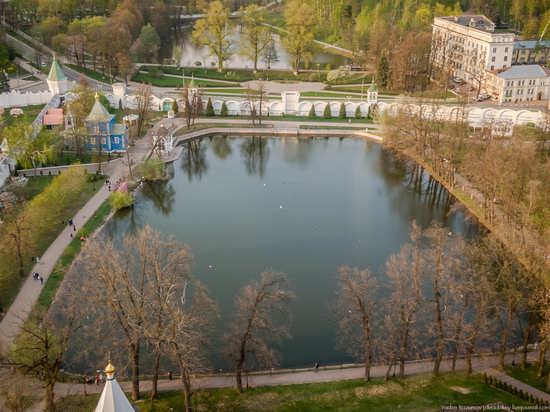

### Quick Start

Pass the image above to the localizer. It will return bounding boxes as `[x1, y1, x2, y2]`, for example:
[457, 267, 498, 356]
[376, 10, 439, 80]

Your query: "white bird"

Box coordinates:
[208, 265, 213, 268]
[279, 204, 283, 209]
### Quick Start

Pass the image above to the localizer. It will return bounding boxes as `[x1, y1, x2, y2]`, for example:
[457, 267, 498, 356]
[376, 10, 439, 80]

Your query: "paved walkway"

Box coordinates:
[53, 352, 537, 397]
[241, 80, 326, 93]
[483, 368, 550, 404]
[0, 141, 148, 352]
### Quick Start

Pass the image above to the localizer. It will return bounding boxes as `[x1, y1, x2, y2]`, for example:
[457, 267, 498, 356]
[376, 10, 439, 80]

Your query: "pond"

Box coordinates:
[160, 25, 349, 70]
[91, 136, 474, 371]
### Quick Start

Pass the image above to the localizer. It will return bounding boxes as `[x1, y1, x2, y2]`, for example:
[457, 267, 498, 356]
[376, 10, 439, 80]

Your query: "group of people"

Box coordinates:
[83, 372, 104, 385]
[68, 219, 77, 239]
[32, 272, 43, 284]
[106, 178, 123, 192]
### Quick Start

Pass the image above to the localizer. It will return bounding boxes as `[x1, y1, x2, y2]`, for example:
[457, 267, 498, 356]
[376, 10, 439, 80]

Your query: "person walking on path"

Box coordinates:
[314, 363, 319, 373]
[39, 276, 43, 285]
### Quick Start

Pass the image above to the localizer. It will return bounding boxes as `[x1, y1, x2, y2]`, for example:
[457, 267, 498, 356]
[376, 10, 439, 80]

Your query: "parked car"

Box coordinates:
[452, 77, 465, 84]
[476, 93, 490, 101]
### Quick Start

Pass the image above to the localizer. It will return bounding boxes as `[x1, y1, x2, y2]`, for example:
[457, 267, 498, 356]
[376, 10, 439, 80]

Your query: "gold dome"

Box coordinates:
[105, 361, 115, 374]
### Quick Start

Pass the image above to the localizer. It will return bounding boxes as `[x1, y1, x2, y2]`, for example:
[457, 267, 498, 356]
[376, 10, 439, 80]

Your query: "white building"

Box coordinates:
[486, 65, 550, 104]
[94, 361, 134, 412]
[432, 15, 516, 82]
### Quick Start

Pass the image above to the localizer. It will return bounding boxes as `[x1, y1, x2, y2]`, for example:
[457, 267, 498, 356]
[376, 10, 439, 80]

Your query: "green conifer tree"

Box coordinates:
[220, 101, 228, 117]
[339, 103, 346, 119]
[323, 103, 331, 119]
[206, 97, 215, 116]
[355, 106, 362, 119]
[308, 105, 316, 119]
[376, 54, 390, 89]
[0, 71, 9, 94]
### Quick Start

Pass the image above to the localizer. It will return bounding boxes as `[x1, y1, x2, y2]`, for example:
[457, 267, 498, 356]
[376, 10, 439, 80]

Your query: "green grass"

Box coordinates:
[3, 175, 54, 202]
[132, 73, 236, 88]
[55, 373, 532, 412]
[33, 199, 111, 315]
[46, 151, 123, 167]
[139, 65, 328, 83]
[301, 91, 363, 98]
[66, 64, 116, 84]
[0, 103, 45, 127]
[505, 364, 550, 394]
[0, 174, 106, 311]
[6, 62, 30, 78]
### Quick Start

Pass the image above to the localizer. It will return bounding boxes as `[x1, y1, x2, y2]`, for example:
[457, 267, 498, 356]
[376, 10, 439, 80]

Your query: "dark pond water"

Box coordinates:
[160, 25, 348, 70]
[97, 136, 474, 370]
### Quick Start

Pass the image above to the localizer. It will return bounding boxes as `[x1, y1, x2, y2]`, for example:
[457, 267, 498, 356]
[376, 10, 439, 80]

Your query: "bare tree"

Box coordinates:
[225, 270, 294, 393]
[384, 222, 423, 378]
[136, 226, 194, 400]
[162, 281, 217, 411]
[334, 266, 378, 381]
[1, 307, 80, 412]
[78, 229, 151, 400]
[135, 84, 153, 137]
[425, 222, 456, 375]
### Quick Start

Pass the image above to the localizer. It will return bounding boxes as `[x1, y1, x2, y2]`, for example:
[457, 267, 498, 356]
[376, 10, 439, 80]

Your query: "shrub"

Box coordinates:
[110, 191, 133, 210]
[339, 103, 346, 119]
[308, 105, 316, 119]
[220, 101, 228, 117]
[172, 99, 178, 114]
[323, 104, 331, 119]
[206, 97, 215, 116]
[355, 106, 362, 119]
[150, 68, 163, 78]
[139, 156, 165, 181]
[327, 69, 348, 83]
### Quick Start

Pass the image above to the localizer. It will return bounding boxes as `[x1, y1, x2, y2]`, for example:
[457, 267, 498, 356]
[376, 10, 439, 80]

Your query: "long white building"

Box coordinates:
[432, 15, 516, 82]
[486, 65, 550, 104]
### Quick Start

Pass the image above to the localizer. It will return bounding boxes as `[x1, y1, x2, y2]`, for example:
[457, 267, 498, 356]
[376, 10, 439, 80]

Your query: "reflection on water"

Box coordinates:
[161, 25, 348, 70]
[58, 137, 476, 372]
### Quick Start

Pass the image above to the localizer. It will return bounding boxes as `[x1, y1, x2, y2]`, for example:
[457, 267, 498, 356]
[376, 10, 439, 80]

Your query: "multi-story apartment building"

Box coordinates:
[432, 15, 516, 83]
[512, 40, 550, 65]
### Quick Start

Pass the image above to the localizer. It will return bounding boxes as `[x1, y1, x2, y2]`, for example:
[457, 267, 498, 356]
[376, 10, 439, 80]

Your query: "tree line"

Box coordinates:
[4, 219, 550, 410]
[381, 97, 550, 281]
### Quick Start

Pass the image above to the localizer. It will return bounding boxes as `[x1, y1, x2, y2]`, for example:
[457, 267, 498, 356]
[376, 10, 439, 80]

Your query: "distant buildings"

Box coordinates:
[84, 93, 128, 153]
[486, 65, 550, 104]
[431, 15, 515, 82]
[432, 14, 550, 105]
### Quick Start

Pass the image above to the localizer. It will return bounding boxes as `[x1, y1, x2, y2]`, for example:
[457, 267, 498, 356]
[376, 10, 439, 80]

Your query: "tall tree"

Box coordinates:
[240, 4, 271, 72]
[225, 271, 294, 392]
[2, 306, 80, 412]
[385, 222, 423, 377]
[334, 266, 378, 381]
[192, 1, 231, 71]
[282, 0, 316, 74]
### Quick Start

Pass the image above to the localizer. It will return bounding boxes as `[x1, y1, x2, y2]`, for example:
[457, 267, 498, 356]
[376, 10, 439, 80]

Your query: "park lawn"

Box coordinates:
[55, 373, 532, 412]
[0, 174, 106, 310]
[133, 73, 233, 88]
[48, 151, 122, 167]
[139, 65, 329, 83]
[505, 364, 550, 394]
[66, 64, 117, 84]
[7, 62, 30, 78]
[300, 91, 364, 98]
[33, 199, 111, 315]
[1, 103, 45, 127]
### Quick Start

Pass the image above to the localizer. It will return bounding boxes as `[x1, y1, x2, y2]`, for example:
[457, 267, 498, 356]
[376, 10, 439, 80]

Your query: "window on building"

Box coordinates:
[101, 138, 106, 144]
[504, 56, 508, 61]
[505, 47, 508, 52]
[90, 138, 96, 145]
[114, 137, 120, 144]
[492, 56, 495, 62]
[491, 65, 494, 70]
[493, 47, 496, 53]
